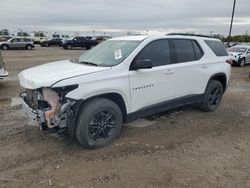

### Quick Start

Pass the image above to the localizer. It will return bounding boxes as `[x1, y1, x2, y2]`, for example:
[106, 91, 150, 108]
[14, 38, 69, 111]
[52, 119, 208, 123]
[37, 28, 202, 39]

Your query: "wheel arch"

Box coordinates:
[1, 44, 9, 49]
[77, 92, 128, 122]
[207, 73, 227, 93]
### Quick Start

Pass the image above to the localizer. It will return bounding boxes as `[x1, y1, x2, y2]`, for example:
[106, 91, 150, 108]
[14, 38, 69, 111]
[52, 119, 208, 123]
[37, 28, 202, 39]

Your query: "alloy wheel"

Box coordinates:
[88, 111, 116, 142]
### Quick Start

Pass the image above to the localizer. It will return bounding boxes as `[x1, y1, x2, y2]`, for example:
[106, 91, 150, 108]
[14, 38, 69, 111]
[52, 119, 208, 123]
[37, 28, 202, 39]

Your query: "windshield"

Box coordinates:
[78, 40, 140, 67]
[228, 47, 247, 53]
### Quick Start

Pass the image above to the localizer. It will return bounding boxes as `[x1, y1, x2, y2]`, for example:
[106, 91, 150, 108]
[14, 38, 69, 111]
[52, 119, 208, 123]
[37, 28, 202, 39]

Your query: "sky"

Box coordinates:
[0, 0, 249, 36]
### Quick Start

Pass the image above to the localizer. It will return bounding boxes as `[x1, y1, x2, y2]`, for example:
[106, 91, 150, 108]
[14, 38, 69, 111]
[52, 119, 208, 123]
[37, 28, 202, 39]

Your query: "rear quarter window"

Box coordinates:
[205, 40, 228, 56]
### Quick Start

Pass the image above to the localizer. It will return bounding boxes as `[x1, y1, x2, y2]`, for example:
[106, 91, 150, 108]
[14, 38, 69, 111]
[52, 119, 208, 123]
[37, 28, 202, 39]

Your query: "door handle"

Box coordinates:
[201, 64, 208, 69]
[164, 69, 174, 75]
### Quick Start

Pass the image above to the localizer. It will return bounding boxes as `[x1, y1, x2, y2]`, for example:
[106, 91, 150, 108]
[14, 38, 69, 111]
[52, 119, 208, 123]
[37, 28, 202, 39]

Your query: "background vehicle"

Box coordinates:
[0, 29, 10, 37]
[30, 32, 47, 44]
[61, 34, 70, 40]
[228, 45, 250, 67]
[41, 38, 63, 47]
[19, 35, 231, 149]
[0, 50, 8, 79]
[0, 37, 34, 50]
[95, 36, 112, 44]
[62, 36, 97, 50]
[15, 31, 30, 37]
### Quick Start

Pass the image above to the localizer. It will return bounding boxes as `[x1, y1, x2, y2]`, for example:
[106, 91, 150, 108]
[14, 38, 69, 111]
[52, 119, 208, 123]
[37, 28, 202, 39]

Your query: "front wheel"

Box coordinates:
[1, 44, 8, 50]
[76, 98, 123, 149]
[67, 45, 72, 50]
[26, 44, 32, 50]
[239, 58, 246, 67]
[200, 80, 223, 112]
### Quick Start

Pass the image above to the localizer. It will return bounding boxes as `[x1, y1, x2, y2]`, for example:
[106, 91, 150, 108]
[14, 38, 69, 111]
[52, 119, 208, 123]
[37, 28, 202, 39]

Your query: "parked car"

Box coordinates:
[0, 29, 10, 37]
[227, 45, 250, 67]
[95, 36, 112, 44]
[0, 50, 8, 79]
[62, 36, 97, 50]
[15, 31, 30, 37]
[61, 34, 70, 40]
[41, 38, 63, 47]
[19, 35, 231, 149]
[30, 32, 47, 44]
[0, 37, 34, 50]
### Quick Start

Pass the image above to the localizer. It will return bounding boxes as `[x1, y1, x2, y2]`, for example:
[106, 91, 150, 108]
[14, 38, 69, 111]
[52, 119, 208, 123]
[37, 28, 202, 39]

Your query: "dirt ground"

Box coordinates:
[0, 46, 250, 188]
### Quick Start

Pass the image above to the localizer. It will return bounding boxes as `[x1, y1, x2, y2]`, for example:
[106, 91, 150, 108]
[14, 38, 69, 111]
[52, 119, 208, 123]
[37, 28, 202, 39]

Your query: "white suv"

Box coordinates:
[19, 35, 231, 149]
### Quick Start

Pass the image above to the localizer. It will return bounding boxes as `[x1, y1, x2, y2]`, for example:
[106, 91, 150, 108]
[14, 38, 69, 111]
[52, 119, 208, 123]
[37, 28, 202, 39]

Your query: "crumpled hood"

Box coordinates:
[18, 59, 111, 89]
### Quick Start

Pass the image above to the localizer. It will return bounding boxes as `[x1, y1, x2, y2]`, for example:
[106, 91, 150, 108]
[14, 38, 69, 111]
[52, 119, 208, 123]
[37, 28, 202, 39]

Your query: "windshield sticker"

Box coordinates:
[114, 49, 122, 60]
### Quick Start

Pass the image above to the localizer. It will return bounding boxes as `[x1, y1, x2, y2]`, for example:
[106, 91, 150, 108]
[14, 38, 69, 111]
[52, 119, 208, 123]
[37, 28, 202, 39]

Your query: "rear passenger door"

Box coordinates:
[170, 39, 207, 97]
[19, 38, 27, 48]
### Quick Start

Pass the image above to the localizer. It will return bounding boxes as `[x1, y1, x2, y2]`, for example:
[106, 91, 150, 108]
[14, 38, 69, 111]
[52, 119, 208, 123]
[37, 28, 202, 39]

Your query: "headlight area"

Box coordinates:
[20, 84, 78, 133]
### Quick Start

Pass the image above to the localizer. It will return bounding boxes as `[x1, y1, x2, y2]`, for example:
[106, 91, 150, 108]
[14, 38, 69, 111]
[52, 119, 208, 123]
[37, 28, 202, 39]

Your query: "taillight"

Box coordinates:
[226, 59, 233, 66]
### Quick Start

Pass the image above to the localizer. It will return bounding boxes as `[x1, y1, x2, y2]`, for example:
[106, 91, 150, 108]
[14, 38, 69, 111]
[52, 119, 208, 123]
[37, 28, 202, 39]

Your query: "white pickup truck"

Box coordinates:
[19, 35, 231, 149]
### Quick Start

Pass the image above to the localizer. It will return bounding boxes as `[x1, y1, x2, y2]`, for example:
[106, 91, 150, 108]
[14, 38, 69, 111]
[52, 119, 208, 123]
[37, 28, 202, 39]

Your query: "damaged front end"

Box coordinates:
[20, 85, 78, 135]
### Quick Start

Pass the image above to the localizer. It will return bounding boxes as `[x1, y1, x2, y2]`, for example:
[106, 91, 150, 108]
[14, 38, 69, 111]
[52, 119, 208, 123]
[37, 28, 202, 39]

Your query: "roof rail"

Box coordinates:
[166, 33, 211, 38]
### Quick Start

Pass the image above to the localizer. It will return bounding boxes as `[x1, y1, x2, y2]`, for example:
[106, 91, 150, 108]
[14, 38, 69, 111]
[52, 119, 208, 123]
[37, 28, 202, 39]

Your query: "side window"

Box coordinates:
[204, 40, 228, 56]
[19, 38, 25, 42]
[12, 38, 19, 42]
[172, 39, 196, 63]
[135, 39, 171, 67]
[192, 41, 203, 59]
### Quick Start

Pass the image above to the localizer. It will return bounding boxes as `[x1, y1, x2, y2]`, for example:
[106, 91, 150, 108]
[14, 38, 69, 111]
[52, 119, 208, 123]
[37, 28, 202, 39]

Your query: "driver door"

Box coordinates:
[246, 49, 250, 63]
[129, 39, 175, 113]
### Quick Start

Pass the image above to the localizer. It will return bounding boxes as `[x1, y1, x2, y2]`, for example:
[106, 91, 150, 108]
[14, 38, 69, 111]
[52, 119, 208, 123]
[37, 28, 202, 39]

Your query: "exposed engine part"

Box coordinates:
[42, 88, 61, 128]
[21, 87, 77, 134]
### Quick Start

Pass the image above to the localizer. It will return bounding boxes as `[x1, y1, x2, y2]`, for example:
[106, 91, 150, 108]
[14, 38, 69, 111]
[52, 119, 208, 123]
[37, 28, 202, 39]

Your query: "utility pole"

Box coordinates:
[228, 0, 237, 40]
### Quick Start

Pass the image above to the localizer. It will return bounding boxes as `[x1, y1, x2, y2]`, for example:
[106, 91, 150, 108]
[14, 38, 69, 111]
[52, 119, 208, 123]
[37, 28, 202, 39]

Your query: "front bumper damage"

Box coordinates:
[20, 87, 76, 135]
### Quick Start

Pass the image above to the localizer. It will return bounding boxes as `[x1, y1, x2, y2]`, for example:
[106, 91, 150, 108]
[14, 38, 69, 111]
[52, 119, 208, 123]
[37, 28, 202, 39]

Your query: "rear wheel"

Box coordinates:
[1, 44, 8, 50]
[200, 80, 223, 112]
[44, 43, 49, 47]
[76, 98, 123, 149]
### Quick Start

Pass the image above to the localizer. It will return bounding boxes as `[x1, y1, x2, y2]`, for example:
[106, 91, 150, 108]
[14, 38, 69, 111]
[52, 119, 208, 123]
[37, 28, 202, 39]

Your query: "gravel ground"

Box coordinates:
[0, 46, 250, 188]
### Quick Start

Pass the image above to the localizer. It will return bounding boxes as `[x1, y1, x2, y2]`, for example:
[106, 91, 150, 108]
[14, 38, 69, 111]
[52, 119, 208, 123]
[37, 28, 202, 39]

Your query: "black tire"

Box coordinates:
[1, 44, 8, 50]
[44, 43, 49, 47]
[67, 45, 72, 50]
[26, 44, 32, 50]
[200, 80, 223, 112]
[239, 58, 246, 67]
[76, 98, 123, 149]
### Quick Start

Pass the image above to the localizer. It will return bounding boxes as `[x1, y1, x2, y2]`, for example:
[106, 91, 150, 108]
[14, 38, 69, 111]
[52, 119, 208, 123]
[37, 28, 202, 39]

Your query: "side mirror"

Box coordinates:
[131, 59, 153, 70]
